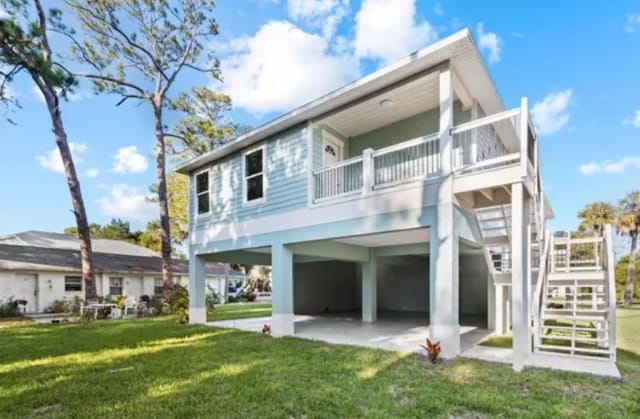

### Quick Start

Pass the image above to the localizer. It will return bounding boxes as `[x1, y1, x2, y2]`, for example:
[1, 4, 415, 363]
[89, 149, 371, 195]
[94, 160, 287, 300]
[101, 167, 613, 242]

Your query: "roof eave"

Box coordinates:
[175, 29, 475, 174]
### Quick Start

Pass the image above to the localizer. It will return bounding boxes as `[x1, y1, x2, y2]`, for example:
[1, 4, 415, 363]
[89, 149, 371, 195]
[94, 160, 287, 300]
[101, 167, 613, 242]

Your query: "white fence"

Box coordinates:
[372, 135, 440, 189]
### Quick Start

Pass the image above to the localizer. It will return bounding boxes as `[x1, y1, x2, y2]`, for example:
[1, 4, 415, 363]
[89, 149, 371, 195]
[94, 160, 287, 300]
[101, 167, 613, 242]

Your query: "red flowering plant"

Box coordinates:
[262, 324, 271, 336]
[420, 338, 442, 363]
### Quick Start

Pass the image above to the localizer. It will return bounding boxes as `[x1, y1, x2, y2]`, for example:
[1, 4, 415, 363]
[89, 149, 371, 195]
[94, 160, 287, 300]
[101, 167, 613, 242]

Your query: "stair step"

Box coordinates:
[542, 325, 603, 333]
[535, 344, 612, 356]
[542, 313, 608, 322]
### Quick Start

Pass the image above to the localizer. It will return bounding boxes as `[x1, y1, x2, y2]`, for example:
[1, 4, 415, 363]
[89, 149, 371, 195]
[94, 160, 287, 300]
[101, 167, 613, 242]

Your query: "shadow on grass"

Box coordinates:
[1, 319, 639, 418]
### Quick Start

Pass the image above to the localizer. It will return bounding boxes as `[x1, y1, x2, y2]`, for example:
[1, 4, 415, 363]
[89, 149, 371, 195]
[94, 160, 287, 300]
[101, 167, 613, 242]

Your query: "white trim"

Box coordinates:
[306, 123, 315, 208]
[194, 167, 212, 218]
[242, 144, 267, 206]
[450, 107, 520, 135]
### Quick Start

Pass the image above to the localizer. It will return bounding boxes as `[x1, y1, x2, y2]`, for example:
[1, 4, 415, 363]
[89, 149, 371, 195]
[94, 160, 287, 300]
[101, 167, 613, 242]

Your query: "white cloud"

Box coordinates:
[634, 110, 640, 129]
[86, 168, 99, 178]
[531, 89, 572, 135]
[624, 14, 640, 33]
[353, 0, 438, 64]
[580, 156, 640, 175]
[219, 20, 359, 115]
[287, 0, 349, 39]
[476, 22, 503, 64]
[111, 146, 148, 174]
[36, 142, 88, 173]
[32, 84, 90, 103]
[96, 184, 156, 222]
[0, 7, 8, 19]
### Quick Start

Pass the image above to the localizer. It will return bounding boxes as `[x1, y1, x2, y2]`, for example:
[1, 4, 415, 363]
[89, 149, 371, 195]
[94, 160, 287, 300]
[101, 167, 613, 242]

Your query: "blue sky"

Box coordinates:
[1, 1, 639, 255]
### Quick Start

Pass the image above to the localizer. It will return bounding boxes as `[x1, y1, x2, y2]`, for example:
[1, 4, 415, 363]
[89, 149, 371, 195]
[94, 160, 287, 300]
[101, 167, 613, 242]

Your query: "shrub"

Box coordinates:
[45, 299, 71, 314]
[0, 298, 21, 318]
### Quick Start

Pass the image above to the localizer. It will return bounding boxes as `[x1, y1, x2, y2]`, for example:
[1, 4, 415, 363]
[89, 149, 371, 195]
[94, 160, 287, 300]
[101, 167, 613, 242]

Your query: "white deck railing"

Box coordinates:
[313, 156, 364, 201]
[372, 134, 440, 189]
[550, 234, 604, 272]
[311, 98, 537, 203]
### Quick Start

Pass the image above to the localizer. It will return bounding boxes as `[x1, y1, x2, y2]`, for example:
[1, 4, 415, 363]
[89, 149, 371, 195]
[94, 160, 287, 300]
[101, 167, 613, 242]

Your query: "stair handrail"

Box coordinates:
[532, 232, 551, 349]
[603, 224, 617, 360]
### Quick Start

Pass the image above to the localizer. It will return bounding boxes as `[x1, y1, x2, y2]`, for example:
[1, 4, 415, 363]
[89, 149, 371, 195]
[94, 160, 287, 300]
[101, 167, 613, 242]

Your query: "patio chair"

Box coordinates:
[123, 296, 138, 318]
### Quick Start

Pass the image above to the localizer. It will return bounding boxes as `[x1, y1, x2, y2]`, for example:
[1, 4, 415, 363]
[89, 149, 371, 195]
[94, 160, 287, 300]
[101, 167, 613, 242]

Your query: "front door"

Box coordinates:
[322, 133, 343, 167]
[16, 274, 37, 313]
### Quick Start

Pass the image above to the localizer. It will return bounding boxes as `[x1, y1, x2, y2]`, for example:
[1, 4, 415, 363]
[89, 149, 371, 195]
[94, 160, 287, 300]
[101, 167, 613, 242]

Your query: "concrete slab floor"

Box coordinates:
[208, 311, 493, 354]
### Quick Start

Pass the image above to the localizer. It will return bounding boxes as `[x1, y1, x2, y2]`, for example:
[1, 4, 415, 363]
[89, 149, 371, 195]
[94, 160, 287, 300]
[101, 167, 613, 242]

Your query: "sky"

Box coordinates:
[0, 0, 639, 255]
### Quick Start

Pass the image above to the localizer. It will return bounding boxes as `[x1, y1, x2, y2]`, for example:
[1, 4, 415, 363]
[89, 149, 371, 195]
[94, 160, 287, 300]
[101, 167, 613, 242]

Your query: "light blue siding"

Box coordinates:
[348, 101, 470, 157]
[192, 124, 308, 226]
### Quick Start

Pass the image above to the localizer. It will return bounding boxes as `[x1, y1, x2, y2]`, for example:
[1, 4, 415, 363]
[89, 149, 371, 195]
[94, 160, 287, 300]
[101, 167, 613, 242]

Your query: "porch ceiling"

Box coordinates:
[320, 72, 441, 137]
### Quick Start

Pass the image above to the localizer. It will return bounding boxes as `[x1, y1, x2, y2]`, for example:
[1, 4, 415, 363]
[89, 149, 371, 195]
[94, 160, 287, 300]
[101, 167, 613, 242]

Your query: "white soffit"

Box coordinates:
[335, 228, 430, 247]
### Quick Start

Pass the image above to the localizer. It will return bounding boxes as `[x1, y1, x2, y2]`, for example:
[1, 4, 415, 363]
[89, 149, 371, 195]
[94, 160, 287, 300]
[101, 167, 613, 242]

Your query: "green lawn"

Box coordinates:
[0, 309, 638, 417]
[207, 301, 271, 321]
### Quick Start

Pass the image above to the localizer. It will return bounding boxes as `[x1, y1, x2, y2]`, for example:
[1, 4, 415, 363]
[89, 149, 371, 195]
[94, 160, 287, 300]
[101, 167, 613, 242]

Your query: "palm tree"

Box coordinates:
[577, 201, 617, 236]
[617, 191, 640, 308]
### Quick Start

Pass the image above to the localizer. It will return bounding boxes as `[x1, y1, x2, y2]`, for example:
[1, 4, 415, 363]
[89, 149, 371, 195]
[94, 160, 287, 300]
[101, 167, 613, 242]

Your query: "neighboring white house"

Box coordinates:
[0, 231, 247, 313]
[177, 29, 618, 377]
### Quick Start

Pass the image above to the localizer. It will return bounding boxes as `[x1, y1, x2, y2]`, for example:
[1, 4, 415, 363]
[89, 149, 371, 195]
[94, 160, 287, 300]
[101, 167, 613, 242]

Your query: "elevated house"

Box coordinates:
[177, 30, 618, 376]
[0, 231, 247, 312]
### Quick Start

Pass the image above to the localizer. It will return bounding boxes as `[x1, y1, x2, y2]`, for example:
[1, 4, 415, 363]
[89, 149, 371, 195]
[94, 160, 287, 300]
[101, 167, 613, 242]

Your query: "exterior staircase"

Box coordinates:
[474, 201, 618, 372]
[533, 229, 617, 361]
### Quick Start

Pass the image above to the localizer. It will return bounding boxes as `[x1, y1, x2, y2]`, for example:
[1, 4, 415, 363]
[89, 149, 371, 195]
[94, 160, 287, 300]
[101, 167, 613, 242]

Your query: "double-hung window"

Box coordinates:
[154, 277, 163, 296]
[244, 147, 265, 203]
[64, 276, 82, 292]
[195, 170, 210, 215]
[109, 277, 123, 296]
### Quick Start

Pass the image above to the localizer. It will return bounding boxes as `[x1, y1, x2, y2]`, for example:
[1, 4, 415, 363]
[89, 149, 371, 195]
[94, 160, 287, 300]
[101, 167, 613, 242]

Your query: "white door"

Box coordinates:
[16, 274, 37, 313]
[322, 133, 343, 167]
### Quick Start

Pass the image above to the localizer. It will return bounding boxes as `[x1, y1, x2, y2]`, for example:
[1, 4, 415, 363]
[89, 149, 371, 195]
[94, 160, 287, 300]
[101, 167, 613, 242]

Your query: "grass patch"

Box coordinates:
[0, 318, 638, 418]
[207, 302, 271, 322]
[0, 317, 34, 329]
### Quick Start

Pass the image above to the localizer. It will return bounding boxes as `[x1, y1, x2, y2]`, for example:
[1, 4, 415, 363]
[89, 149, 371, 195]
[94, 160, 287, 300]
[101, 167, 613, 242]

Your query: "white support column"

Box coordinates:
[495, 285, 507, 335]
[470, 100, 479, 164]
[272, 243, 294, 337]
[511, 182, 531, 371]
[487, 277, 495, 331]
[429, 203, 460, 358]
[188, 254, 207, 324]
[361, 250, 377, 322]
[519, 97, 529, 177]
[362, 148, 375, 195]
[439, 63, 453, 176]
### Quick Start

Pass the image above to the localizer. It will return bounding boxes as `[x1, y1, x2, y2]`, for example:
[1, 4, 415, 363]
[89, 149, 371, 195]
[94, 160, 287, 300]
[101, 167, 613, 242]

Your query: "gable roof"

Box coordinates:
[0, 231, 160, 257]
[175, 28, 504, 174]
[0, 243, 247, 278]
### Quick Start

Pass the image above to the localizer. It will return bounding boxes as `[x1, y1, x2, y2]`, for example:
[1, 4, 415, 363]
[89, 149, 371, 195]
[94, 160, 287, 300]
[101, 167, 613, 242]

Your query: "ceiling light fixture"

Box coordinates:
[379, 98, 394, 109]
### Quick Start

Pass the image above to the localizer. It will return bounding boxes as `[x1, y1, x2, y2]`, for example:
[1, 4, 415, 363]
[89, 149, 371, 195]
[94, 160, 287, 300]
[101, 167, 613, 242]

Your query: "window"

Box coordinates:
[109, 277, 123, 296]
[195, 170, 210, 214]
[64, 276, 82, 292]
[154, 277, 163, 296]
[244, 147, 265, 203]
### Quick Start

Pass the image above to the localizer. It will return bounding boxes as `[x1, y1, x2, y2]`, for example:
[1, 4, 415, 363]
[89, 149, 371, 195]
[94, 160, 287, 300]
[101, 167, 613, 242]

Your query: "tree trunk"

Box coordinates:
[44, 89, 97, 300]
[154, 105, 174, 297]
[623, 234, 637, 308]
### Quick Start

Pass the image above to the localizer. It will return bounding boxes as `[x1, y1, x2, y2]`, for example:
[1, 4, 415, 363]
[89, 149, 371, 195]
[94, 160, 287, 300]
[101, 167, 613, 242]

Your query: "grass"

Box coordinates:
[0, 317, 33, 329]
[207, 301, 271, 321]
[0, 315, 638, 417]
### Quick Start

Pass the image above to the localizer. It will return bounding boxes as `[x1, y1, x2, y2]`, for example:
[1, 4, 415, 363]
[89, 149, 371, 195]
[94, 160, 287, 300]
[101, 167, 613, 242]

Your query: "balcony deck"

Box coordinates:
[311, 103, 538, 206]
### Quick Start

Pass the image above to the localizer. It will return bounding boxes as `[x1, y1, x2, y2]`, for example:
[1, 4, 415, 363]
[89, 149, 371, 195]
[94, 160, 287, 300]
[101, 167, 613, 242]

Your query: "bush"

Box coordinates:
[0, 298, 21, 318]
[45, 299, 70, 314]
